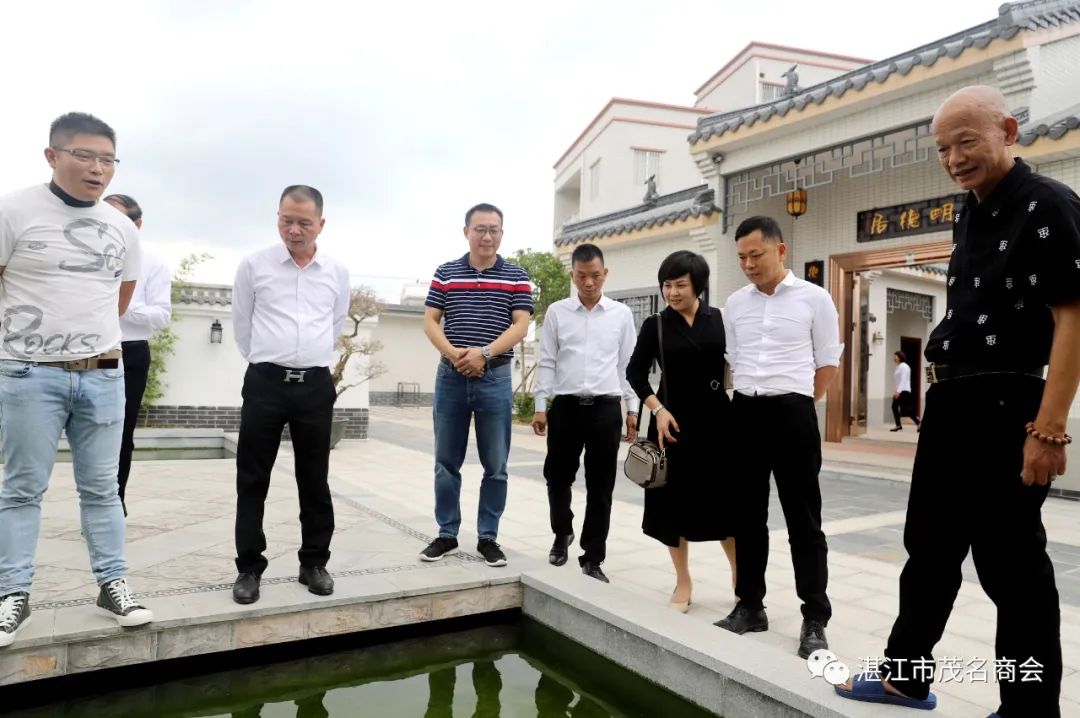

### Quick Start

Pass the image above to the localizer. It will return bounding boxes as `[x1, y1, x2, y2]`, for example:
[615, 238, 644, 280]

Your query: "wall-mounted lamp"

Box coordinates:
[871, 330, 884, 344]
[210, 319, 223, 344]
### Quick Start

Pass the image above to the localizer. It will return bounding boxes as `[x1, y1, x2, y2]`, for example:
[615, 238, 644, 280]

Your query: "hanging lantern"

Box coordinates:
[786, 188, 808, 218]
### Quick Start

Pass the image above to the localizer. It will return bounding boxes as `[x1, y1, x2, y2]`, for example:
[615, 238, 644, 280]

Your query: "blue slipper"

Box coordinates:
[835, 673, 937, 710]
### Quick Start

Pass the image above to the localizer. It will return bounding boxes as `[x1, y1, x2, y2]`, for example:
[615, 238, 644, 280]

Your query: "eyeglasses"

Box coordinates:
[53, 147, 119, 168]
[471, 226, 503, 238]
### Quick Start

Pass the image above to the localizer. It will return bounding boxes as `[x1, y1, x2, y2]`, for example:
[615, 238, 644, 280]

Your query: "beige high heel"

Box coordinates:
[669, 587, 692, 613]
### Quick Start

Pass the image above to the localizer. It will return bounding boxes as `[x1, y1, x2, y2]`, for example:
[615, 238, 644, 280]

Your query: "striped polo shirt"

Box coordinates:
[425, 253, 534, 356]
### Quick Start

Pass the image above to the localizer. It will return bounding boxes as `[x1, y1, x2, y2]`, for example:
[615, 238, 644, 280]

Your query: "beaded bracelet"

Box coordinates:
[1025, 422, 1074, 446]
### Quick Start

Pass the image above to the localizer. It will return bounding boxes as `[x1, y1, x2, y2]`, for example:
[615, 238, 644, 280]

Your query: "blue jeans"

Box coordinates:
[432, 360, 513, 541]
[0, 360, 127, 595]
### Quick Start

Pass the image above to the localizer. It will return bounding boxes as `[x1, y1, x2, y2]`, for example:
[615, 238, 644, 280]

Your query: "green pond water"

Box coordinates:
[16, 620, 719, 718]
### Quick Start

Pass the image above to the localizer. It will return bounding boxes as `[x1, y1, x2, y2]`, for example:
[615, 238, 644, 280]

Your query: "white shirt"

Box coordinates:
[724, 270, 843, 398]
[232, 243, 351, 368]
[533, 294, 639, 414]
[0, 184, 141, 361]
[120, 247, 171, 341]
[894, 362, 912, 393]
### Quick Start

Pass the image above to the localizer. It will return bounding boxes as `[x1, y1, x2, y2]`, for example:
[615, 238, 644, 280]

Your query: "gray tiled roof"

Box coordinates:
[690, 0, 1080, 144]
[176, 284, 232, 305]
[1018, 104, 1080, 145]
[555, 185, 718, 247]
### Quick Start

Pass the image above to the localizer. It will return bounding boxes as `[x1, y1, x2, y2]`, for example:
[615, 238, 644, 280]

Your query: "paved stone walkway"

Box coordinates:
[19, 407, 1080, 716]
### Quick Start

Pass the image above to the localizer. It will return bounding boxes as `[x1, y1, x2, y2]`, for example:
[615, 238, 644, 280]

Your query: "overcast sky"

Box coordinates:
[2, 0, 991, 300]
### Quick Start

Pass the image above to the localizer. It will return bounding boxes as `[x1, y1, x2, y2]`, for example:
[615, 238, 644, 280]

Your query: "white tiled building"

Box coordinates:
[552, 0, 1080, 495]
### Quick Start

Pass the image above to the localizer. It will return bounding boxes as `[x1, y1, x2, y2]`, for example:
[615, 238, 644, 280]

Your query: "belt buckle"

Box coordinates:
[925, 364, 938, 385]
[578, 396, 595, 406]
[283, 369, 307, 383]
[66, 358, 92, 372]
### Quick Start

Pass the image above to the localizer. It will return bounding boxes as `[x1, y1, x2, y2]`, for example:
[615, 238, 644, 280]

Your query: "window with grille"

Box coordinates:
[633, 150, 662, 187]
[760, 82, 785, 102]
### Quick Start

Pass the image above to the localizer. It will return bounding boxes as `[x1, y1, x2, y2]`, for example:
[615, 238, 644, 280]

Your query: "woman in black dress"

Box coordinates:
[626, 251, 736, 612]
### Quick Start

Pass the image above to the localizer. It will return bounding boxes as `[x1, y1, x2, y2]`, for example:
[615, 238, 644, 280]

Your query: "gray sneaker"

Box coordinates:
[0, 592, 30, 648]
[97, 579, 153, 627]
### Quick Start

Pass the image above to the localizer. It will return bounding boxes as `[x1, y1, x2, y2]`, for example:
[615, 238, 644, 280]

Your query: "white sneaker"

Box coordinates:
[97, 579, 153, 627]
[0, 592, 31, 648]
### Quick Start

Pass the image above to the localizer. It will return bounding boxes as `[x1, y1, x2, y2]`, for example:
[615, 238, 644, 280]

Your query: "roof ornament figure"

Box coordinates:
[782, 64, 801, 96]
[643, 174, 659, 204]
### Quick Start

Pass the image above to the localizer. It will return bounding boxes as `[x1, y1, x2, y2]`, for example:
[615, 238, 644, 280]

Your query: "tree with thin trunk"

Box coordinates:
[331, 286, 388, 397]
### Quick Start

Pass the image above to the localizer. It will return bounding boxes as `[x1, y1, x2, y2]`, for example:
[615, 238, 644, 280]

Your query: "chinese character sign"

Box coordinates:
[857, 194, 966, 242]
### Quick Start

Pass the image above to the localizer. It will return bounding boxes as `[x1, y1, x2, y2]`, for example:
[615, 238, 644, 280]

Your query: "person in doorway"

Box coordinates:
[104, 194, 172, 515]
[625, 250, 737, 612]
[836, 85, 1079, 717]
[532, 243, 639, 583]
[419, 203, 533, 568]
[0, 112, 153, 648]
[890, 350, 921, 432]
[230, 185, 351, 605]
[715, 215, 841, 660]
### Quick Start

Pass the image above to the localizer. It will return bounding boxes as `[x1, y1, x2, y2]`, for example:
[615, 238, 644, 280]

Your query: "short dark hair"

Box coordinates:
[280, 185, 324, 216]
[734, 216, 784, 243]
[104, 194, 142, 222]
[658, 250, 709, 296]
[465, 203, 503, 227]
[895, 350, 907, 362]
[571, 243, 604, 267]
[49, 112, 116, 148]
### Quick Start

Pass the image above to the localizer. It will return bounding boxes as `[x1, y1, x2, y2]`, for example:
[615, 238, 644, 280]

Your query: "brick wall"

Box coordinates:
[141, 406, 370, 438]
[370, 391, 434, 407]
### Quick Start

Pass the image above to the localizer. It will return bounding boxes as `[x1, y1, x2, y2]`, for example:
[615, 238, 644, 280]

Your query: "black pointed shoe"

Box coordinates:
[233, 573, 260, 605]
[548, 533, 574, 566]
[713, 604, 769, 634]
[299, 566, 334, 596]
[798, 619, 828, 659]
[581, 561, 609, 583]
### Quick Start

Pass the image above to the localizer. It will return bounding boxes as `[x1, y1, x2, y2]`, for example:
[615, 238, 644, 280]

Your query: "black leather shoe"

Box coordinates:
[233, 573, 260, 604]
[299, 566, 334, 596]
[581, 561, 609, 583]
[548, 533, 574, 567]
[713, 604, 768, 634]
[798, 619, 828, 659]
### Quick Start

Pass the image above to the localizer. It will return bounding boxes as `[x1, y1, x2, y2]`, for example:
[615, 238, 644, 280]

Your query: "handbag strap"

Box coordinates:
[655, 312, 668, 408]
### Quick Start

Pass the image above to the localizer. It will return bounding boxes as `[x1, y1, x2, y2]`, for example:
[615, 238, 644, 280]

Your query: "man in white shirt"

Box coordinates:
[715, 216, 842, 660]
[230, 185, 351, 605]
[104, 194, 172, 515]
[531, 244, 639, 583]
[890, 350, 921, 432]
[0, 113, 153, 648]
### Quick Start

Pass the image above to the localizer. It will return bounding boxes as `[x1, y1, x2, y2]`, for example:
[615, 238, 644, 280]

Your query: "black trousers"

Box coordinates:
[891, 391, 920, 427]
[732, 392, 831, 622]
[882, 375, 1060, 717]
[235, 363, 336, 575]
[118, 340, 151, 503]
[543, 396, 622, 565]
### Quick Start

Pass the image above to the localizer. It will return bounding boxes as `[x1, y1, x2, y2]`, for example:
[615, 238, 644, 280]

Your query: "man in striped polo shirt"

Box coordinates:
[420, 203, 533, 567]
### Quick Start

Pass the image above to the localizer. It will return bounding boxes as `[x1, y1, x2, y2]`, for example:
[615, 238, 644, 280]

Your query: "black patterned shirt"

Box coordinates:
[926, 159, 1080, 367]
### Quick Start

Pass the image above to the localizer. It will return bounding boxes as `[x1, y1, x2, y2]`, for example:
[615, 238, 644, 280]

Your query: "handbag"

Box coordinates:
[623, 313, 669, 489]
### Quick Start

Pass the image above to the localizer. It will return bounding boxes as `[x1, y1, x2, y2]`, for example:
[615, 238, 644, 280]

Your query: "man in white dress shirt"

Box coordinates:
[715, 216, 842, 660]
[104, 194, 172, 516]
[531, 244, 638, 583]
[890, 350, 921, 432]
[230, 185, 351, 605]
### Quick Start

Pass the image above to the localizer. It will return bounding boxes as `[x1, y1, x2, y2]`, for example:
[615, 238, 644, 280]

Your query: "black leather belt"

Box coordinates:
[440, 356, 512, 370]
[925, 364, 1045, 384]
[554, 394, 621, 406]
[252, 363, 328, 383]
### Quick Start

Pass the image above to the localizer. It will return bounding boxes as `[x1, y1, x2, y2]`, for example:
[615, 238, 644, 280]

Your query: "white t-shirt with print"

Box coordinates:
[0, 184, 142, 361]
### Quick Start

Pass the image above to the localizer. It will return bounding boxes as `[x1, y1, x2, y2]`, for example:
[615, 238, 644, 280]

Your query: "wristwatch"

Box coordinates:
[481, 345, 493, 364]
[650, 404, 665, 417]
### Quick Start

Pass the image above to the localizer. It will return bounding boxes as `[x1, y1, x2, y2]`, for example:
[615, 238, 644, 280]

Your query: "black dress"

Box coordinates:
[626, 304, 734, 547]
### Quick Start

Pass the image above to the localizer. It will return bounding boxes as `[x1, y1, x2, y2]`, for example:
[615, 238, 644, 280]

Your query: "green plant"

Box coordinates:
[513, 393, 535, 422]
[142, 252, 212, 412]
[510, 249, 570, 396]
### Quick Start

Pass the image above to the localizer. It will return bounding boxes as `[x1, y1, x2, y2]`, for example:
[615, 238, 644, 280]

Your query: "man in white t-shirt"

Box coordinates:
[890, 350, 921, 432]
[0, 113, 153, 649]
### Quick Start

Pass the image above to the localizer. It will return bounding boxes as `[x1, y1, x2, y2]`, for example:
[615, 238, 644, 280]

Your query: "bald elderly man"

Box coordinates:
[837, 86, 1080, 717]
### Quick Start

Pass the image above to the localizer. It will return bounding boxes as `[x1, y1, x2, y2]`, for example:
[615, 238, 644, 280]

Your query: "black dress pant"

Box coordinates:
[543, 396, 622, 565]
[882, 375, 1060, 717]
[892, 391, 920, 427]
[732, 392, 831, 622]
[118, 340, 151, 503]
[235, 363, 336, 576]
